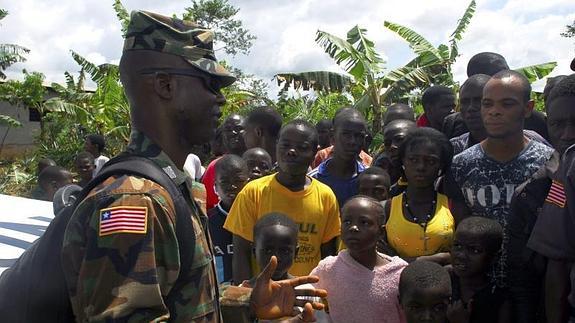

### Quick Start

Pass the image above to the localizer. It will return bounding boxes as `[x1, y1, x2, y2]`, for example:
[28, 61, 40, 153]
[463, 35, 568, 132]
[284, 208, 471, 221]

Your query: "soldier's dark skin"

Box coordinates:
[120, 49, 326, 322]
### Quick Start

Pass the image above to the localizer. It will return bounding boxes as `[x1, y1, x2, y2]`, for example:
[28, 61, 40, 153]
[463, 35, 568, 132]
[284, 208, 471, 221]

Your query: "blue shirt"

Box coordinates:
[308, 158, 366, 207]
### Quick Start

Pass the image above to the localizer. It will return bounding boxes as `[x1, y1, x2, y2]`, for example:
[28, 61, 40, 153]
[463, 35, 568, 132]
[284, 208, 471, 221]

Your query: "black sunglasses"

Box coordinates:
[139, 67, 222, 95]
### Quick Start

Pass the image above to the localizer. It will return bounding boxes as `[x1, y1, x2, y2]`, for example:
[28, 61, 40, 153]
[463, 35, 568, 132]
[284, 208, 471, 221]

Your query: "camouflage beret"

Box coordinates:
[123, 10, 236, 87]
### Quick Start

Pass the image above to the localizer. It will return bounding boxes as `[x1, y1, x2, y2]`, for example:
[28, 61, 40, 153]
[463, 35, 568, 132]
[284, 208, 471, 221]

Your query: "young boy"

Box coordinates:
[38, 166, 74, 201]
[74, 151, 95, 187]
[242, 147, 273, 181]
[242, 213, 329, 322]
[30, 158, 57, 199]
[399, 260, 452, 323]
[315, 119, 332, 150]
[224, 119, 341, 284]
[358, 166, 391, 202]
[309, 108, 368, 206]
[84, 134, 109, 176]
[208, 154, 249, 284]
[203, 114, 247, 210]
[448, 217, 510, 323]
[243, 212, 299, 285]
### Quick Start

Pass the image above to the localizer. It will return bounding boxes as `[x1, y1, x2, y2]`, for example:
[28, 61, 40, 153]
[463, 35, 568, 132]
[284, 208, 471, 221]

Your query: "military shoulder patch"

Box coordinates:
[99, 206, 148, 236]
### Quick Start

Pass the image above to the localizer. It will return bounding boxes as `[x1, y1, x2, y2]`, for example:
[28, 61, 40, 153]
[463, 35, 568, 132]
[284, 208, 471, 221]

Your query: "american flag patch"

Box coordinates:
[99, 206, 148, 236]
[545, 180, 566, 208]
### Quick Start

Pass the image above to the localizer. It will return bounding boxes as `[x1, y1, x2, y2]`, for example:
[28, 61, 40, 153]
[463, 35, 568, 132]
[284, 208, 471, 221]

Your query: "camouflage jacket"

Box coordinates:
[61, 130, 252, 322]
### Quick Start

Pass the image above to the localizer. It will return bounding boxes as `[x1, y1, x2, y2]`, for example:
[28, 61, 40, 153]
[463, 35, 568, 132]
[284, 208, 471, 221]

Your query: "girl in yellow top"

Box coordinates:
[383, 127, 455, 263]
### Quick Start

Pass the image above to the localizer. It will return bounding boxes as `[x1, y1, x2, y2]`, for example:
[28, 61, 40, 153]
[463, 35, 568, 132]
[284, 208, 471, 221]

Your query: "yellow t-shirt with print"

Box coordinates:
[224, 173, 341, 276]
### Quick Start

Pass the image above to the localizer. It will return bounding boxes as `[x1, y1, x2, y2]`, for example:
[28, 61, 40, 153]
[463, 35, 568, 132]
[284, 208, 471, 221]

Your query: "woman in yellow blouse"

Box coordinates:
[382, 127, 455, 263]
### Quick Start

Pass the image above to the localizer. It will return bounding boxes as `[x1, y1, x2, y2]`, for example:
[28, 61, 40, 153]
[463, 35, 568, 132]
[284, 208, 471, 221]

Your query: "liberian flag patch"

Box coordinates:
[99, 206, 148, 236]
[545, 180, 566, 208]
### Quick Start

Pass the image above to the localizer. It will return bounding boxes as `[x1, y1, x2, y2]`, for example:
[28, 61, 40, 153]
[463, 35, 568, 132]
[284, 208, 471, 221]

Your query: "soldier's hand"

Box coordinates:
[250, 256, 327, 320]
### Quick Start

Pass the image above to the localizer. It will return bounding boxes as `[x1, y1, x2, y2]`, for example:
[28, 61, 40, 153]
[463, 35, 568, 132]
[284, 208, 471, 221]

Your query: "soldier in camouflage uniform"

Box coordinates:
[61, 11, 326, 322]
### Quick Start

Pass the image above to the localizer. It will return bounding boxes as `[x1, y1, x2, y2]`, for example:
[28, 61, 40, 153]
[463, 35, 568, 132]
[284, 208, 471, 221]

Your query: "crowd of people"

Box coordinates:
[7, 8, 575, 323]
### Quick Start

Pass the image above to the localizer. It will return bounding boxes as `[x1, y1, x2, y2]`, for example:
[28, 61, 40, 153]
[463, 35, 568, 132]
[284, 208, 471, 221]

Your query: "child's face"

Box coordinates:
[358, 174, 389, 202]
[75, 158, 94, 181]
[276, 125, 316, 176]
[402, 143, 442, 188]
[244, 152, 272, 180]
[450, 231, 493, 278]
[254, 224, 298, 280]
[333, 119, 366, 161]
[215, 169, 248, 208]
[400, 286, 451, 323]
[341, 199, 382, 254]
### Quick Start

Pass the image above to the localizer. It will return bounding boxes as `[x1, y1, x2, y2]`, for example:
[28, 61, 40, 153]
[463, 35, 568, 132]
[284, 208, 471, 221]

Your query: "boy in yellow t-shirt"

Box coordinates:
[224, 120, 341, 284]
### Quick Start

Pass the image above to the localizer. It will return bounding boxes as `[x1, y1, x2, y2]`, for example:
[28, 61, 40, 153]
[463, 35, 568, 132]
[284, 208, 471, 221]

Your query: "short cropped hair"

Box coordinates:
[547, 74, 575, 106]
[342, 195, 385, 225]
[253, 212, 299, 241]
[315, 119, 332, 129]
[246, 106, 283, 138]
[75, 151, 95, 164]
[467, 52, 509, 77]
[399, 260, 451, 297]
[422, 86, 454, 109]
[280, 119, 319, 148]
[333, 108, 366, 129]
[86, 134, 106, 153]
[456, 216, 503, 254]
[38, 166, 69, 187]
[543, 75, 568, 102]
[460, 74, 491, 92]
[358, 166, 391, 188]
[490, 70, 532, 103]
[398, 127, 454, 175]
[215, 154, 247, 175]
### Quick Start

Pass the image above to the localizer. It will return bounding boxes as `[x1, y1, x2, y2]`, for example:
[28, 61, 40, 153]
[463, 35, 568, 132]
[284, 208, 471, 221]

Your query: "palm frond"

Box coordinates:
[449, 0, 476, 60]
[0, 114, 22, 127]
[383, 21, 441, 61]
[315, 29, 369, 79]
[274, 71, 353, 93]
[515, 62, 558, 83]
[112, 0, 130, 36]
[347, 25, 384, 69]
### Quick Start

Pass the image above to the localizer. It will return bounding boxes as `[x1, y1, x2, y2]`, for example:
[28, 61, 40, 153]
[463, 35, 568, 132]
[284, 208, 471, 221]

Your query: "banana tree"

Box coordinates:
[274, 25, 388, 133]
[383, 0, 556, 91]
[381, 0, 477, 93]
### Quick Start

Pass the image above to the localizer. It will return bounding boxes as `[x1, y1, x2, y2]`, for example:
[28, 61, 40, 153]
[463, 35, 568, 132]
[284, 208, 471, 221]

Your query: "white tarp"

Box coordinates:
[0, 194, 53, 274]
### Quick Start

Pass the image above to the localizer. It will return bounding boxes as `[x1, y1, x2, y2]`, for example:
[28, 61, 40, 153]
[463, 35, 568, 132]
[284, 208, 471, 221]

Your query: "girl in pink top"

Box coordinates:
[311, 196, 407, 323]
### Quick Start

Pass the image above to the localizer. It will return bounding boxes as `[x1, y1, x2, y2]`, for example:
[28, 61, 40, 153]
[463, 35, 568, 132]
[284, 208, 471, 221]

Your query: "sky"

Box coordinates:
[2, 0, 575, 95]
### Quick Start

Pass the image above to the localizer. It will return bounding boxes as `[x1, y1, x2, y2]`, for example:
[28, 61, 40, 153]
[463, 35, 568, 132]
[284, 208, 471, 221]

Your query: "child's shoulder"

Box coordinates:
[311, 254, 339, 275]
[377, 254, 408, 272]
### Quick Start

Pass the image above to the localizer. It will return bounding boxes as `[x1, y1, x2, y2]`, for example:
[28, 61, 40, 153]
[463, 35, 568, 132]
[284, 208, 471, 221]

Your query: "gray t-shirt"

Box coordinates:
[447, 140, 554, 285]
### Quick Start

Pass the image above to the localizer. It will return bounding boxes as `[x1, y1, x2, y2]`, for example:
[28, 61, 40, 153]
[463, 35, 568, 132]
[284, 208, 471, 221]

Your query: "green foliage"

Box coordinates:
[0, 9, 29, 79]
[274, 71, 353, 93]
[515, 62, 558, 83]
[44, 51, 130, 159]
[183, 0, 256, 56]
[0, 156, 36, 196]
[0, 115, 21, 127]
[274, 92, 352, 123]
[561, 20, 575, 39]
[0, 70, 46, 108]
[113, 0, 130, 37]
